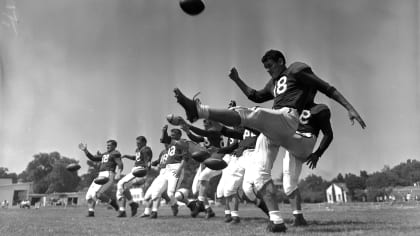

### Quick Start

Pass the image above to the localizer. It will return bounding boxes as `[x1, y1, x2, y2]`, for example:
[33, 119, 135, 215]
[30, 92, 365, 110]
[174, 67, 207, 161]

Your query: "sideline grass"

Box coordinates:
[1, 202, 420, 235]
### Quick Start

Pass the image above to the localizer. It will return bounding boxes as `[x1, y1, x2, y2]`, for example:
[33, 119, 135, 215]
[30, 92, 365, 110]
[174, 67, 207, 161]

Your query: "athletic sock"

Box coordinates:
[269, 211, 284, 224]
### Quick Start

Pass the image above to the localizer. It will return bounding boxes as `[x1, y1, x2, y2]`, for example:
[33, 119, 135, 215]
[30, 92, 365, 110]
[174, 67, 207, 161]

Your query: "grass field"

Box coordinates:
[1, 202, 420, 236]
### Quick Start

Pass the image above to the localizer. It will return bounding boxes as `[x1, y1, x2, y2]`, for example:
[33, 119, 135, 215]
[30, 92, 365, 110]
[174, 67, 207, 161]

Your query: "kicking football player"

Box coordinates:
[182, 119, 226, 219]
[283, 101, 333, 226]
[141, 141, 169, 218]
[216, 123, 264, 224]
[174, 49, 366, 232]
[79, 140, 123, 217]
[143, 126, 189, 218]
[116, 136, 152, 217]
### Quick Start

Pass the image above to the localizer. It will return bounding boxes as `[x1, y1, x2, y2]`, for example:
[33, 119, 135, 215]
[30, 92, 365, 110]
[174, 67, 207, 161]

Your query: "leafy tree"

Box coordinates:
[0, 167, 18, 183]
[299, 174, 330, 203]
[21, 152, 80, 193]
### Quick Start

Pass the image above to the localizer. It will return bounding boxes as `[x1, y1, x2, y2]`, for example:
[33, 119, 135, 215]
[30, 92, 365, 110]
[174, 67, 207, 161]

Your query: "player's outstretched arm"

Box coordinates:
[160, 125, 171, 144]
[122, 155, 135, 160]
[329, 89, 366, 129]
[78, 142, 102, 162]
[299, 71, 366, 129]
[229, 67, 273, 103]
[306, 112, 334, 169]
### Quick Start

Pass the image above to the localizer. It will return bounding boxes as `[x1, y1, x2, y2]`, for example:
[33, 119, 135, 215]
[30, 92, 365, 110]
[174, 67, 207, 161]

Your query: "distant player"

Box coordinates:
[174, 49, 365, 232]
[116, 136, 152, 217]
[79, 140, 123, 217]
[141, 140, 170, 218]
[183, 119, 226, 219]
[143, 125, 189, 218]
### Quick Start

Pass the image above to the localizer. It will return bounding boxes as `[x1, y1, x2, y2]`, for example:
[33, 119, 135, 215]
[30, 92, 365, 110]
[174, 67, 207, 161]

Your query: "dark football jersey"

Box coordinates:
[165, 140, 187, 165]
[203, 135, 223, 149]
[248, 62, 332, 113]
[99, 150, 121, 172]
[133, 146, 152, 167]
[158, 149, 168, 169]
[234, 128, 259, 156]
[297, 103, 331, 137]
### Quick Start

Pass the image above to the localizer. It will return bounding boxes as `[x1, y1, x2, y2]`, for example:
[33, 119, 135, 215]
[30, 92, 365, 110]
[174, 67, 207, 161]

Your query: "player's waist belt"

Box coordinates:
[296, 131, 315, 138]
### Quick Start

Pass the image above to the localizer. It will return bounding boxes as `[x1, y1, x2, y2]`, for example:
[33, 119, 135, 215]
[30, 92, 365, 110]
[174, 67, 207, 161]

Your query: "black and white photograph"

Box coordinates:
[0, 0, 419, 235]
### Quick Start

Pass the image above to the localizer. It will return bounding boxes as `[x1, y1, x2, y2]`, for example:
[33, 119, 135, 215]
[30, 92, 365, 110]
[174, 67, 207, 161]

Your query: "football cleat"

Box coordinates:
[86, 211, 95, 217]
[150, 211, 158, 219]
[173, 88, 200, 123]
[191, 200, 205, 217]
[129, 202, 139, 217]
[231, 216, 240, 224]
[187, 200, 196, 212]
[117, 211, 127, 218]
[266, 221, 287, 233]
[292, 214, 308, 227]
[224, 214, 232, 223]
[171, 203, 179, 216]
[205, 207, 215, 219]
[139, 213, 150, 218]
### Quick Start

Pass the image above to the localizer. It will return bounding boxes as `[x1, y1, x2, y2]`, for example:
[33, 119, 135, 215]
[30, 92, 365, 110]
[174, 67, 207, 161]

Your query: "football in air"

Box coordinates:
[66, 163, 81, 172]
[94, 176, 110, 185]
[166, 114, 185, 126]
[204, 157, 228, 170]
[179, 0, 205, 16]
[132, 166, 148, 178]
[191, 150, 210, 162]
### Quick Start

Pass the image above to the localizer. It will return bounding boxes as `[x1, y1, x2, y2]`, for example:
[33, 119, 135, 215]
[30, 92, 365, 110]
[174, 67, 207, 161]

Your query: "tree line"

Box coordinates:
[1, 152, 419, 203]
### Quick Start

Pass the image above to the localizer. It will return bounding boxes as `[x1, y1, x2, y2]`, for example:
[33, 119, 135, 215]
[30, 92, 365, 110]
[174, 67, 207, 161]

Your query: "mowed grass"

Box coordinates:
[1, 202, 420, 236]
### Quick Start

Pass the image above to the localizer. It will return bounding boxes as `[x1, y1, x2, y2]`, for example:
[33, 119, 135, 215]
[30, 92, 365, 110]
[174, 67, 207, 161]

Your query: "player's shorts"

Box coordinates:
[144, 163, 184, 201]
[86, 171, 115, 201]
[283, 133, 317, 195]
[217, 150, 254, 198]
[235, 107, 299, 146]
[116, 167, 148, 200]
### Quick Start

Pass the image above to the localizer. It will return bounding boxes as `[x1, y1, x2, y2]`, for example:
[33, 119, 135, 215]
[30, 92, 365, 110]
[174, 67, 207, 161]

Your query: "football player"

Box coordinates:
[174, 49, 366, 232]
[79, 140, 123, 217]
[182, 119, 227, 219]
[142, 125, 189, 218]
[141, 141, 169, 218]
[284, 101, 333, 226]
[116, 136, 152, 217]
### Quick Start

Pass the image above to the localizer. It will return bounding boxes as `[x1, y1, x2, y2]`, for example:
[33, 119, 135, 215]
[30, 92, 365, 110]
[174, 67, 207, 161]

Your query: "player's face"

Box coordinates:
[106, 142, 115, 152]
[263, 59, 284, 79]
[203, 119, 211, 130]
[136, 139, 144, 148]
[170, 130, 181, 140]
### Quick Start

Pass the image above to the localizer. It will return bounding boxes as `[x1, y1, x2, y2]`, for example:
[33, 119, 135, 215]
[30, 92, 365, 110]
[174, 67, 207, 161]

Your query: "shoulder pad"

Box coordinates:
[288, 62, 310, 75]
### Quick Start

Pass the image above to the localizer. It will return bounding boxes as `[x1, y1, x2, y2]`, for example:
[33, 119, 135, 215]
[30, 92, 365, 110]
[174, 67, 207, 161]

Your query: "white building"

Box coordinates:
[326, 183, 350, 203]
[0, 178, 33, 206]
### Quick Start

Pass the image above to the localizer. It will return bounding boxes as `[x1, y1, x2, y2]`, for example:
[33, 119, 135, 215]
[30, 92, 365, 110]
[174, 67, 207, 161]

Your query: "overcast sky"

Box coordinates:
[0, 0, 419, 180]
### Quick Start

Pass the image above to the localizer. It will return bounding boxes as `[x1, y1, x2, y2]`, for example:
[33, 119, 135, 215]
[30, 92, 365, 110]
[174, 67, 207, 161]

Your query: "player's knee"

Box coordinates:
[283, 177, 298, 196]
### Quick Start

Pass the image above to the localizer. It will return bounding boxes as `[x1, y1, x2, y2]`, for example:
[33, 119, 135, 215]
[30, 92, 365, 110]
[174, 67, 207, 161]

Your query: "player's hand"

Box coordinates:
[305, 153, 320, 169]
[162, 125, 168, 131]
[348, 109, 366, 129]
[78, 143, 87, 151]
[228, 67, 240, 81]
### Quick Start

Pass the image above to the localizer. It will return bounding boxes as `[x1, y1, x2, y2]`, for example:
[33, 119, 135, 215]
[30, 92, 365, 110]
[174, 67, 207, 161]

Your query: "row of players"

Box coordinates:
[77, 97, 332, 223]
[78, 49, 365, 233]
